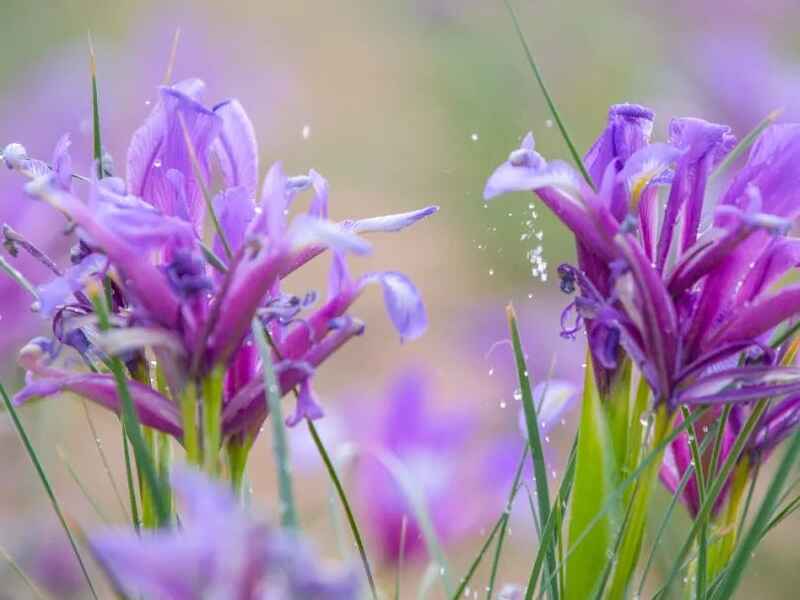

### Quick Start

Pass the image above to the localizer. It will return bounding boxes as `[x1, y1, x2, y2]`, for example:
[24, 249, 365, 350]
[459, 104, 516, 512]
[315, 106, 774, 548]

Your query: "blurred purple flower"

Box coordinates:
[90, 467, 359, 599]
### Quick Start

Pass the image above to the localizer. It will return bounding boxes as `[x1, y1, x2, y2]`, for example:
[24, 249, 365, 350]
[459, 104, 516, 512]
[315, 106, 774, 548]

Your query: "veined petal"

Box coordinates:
[349, 205, 439, 234]
[617, 143, 683, 208]
[211, 99, 259, 198]
[360, 271, 427, 342]
[212, 185, 254, 257]
[736, 237, 800, 303]
[14, 374, 183, 438]
[712, 283, 800, 347]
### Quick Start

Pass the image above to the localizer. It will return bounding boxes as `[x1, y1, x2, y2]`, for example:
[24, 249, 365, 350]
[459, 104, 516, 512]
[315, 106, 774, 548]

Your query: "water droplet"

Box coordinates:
[500, 401, 507, 409]
[488, 368, 495, 376]
[470, 132, 479, 141]
[545, 119, 554, 128]
[153, 158, 162, 168]
[513, 389, 522, 401]
[488, 268, 495, 276]
[302, 124, 311, 139]
[144, 99, 152, 106]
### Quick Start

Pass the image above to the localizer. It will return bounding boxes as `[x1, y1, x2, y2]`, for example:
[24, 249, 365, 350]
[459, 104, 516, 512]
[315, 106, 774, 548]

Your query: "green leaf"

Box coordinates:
[251, 319, 298, 530]
[503, 0, 594, 190]
[565, 353, 618, 600]
[507, 304, 558, 600]
[0, 383, 99, 599]
[307, 420, 378, 600]
[713, 431, 800, 599]
[606, 359, 632, 479]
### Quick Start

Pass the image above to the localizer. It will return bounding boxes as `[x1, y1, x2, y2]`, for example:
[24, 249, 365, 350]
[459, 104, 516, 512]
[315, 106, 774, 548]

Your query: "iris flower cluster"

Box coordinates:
[1, 77, 436, 478]
[486, 103, 800, 525]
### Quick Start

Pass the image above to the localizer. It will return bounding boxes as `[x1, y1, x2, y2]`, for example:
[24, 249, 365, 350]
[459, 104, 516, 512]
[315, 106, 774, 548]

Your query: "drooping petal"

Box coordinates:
[211, 99, 259, 198]
[287, 215, 372, 256]
[50, 133, 73, 191]
[308, 169, 329, 219]
[360, 271, 427, 342]
[711, 283, 800, 347]
[675, 366, 800, 406]
[735, 237, 800, 304]
[14, 375, 183, 438]
[285, 379, 325, 427]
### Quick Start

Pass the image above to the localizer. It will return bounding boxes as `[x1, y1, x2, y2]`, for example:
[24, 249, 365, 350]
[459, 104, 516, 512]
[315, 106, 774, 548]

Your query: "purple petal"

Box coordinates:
[288, 215, 372, 256]
[211, 99, 259, 198]
[308, 169, 329, 219]
[14, 375, 183, 437]
[51, 133, 73, 191]
[36, 254, 106, 317]
[212, 185, 254, 257]
[285, 379, 325, 427]
[361, 271, 427, 342]
[349, 205, 439, 234]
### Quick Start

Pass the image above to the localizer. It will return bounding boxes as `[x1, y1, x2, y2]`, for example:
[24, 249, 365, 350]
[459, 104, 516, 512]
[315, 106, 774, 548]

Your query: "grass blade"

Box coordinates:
[503, 0, 594, 190]
[56, 446, 110, 523]
[121, 425, 141, 532]
[87, 33, 105, 178]
[251, 319, 298, 530]
[90, 292, 169, 526]
[0, 383, 98, 599]
[713, 431, 800, 599]
[307, 420, 379, 600]
[507, 304, 558, 600]
[486, 448, 529, 599]
[0, 542, 50, 600]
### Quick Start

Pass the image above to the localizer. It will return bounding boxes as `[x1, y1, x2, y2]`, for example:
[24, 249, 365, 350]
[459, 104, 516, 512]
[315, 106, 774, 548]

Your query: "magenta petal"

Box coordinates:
[14, 375, 183, 438]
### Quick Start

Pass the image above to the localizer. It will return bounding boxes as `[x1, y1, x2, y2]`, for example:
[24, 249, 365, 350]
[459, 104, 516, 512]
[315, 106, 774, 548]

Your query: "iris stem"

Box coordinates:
[202, 367, 224, 475]
[180, 381, 200, 465]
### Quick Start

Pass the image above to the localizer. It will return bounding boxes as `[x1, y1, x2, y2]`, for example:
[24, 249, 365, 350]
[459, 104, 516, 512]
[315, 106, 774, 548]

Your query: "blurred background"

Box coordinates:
[1, 1, 799, 597]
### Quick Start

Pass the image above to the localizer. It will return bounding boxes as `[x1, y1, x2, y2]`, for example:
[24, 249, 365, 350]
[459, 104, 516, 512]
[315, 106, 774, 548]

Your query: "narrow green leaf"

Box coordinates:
[0, 543, 50, 600]
[90, 292, 169, 526]
[503, 0, 594, 190]
[654, 399, 769, 599]
[56, 446, 111, 523]
[565, 353, 618, 600]
[0, 383, 98, 599]
[451, 511, 506, 600]
[713, 431, 800, 599]
[710, 108, 781, 183]
[121, 425, 141, 533]
[486, 448, 529, 599]
[87, 33, 106, 178]
[507, 304, 558, 600]
[680, 406, 708, 600]
[251, 319, 298, 529]
[307, 420, 379, 600]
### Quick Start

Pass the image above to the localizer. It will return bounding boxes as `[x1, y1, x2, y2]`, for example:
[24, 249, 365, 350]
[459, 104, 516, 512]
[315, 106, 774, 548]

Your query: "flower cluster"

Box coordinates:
[2, 78, 436, 461]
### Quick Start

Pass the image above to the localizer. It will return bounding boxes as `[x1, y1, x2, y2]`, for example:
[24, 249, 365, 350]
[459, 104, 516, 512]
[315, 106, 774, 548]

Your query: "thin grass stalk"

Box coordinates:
[0, 383, 98, 599]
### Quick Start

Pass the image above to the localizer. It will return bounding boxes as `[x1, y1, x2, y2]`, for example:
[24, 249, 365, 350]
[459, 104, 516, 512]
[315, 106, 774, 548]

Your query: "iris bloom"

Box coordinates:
[4, 78, 435, 453]
[89, 467, 359, 599]
[485, 104, 800, 410]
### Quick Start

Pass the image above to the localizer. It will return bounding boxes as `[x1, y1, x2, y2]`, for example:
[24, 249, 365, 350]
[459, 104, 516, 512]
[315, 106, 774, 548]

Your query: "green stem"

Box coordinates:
[708, 457, 750, 579]
[202, 367, 224, 475]
[606, 403, 672, 599]
[180, 382, 200, 465]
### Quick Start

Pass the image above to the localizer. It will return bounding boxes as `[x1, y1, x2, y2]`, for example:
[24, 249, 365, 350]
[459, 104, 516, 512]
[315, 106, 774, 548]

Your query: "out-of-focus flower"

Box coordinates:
[6, 76, 436, 451]
[485, 104, 800, 412]
[89, 467, 359, 599]
[350, 370, 491, 562]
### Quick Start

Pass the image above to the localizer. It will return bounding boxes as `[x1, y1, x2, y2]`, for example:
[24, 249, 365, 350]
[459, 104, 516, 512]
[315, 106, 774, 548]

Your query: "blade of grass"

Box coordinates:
[90, 291, 169, 526]
[637, 427, 717, 596]
[486, 447, 529, 599]
[535, 407, 709, 598]
[87, 32, 105, 178]
[0, 383, 98, 599]
[56, 446, 110, 523]
[507, 304, 559, 600]
[308, 422, 378, 600]
[162, 28, 182, 86]
[654, 399, 769, 599]
[251, 319, 298, 529]
[680, 406, 708, 600]
[709, 108, 782, 183]
[712, 431, 800, 599]
[121, 425, 141, 533]
[503, 0, 594, 190]
[0, 542, 50, 600]
[78, 399, 129, 520]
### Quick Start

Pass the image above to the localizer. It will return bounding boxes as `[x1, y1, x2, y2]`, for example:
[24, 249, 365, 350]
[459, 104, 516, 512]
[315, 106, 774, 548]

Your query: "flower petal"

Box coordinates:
[211, 99, 259, 198]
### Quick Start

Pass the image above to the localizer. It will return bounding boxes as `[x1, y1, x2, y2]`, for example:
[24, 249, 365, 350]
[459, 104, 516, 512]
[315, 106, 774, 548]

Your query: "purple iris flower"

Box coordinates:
[485, 104, 800, 411]
[5, 77, 436, 446]
[89, 467, 359, 599]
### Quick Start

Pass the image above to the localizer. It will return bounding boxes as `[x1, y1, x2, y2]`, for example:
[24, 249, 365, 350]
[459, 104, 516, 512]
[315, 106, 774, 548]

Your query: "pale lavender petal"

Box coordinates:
[361, 271, 427, 342]
[211, 99, 259, 198]
[285, 379, 325, 427]
[36, 253, 106, 317]
[212, 185, 254, 256]
[349, 205, 439, 234]
[308, 169, 329, 219]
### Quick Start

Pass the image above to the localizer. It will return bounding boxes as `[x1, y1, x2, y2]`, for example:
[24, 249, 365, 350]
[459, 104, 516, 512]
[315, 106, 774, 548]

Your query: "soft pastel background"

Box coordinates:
[1, 1, 799, 598]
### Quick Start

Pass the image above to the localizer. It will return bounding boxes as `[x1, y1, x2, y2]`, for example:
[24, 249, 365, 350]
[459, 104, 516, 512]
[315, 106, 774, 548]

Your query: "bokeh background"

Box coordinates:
[1, 1, 799, 598]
